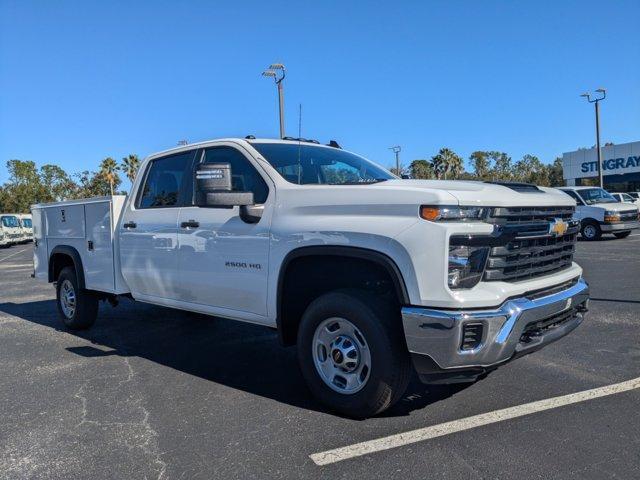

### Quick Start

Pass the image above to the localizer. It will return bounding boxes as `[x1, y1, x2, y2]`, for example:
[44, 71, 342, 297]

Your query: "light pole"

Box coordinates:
[580, 88, 606, 188]
[389, 146, 401, 176]
[262, 63, 286, 138]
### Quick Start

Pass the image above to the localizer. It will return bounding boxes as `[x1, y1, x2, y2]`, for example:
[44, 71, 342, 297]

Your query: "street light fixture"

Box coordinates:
[262, 63, 286, 138]
[581, 88, 606, 188]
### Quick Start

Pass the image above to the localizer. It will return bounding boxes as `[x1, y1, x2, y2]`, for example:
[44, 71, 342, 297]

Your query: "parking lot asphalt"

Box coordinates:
[1, 235, 639, 480]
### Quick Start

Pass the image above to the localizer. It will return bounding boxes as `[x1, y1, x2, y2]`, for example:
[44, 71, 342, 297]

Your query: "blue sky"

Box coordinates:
[1, 0, 639, 187]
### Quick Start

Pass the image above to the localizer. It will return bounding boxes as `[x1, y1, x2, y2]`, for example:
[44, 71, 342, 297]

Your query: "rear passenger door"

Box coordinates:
[119, 150, 195, 300]
[176, 144, 273, 319]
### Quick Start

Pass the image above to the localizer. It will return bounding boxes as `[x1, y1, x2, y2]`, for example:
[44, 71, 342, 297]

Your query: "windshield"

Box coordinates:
[1, 216, 19, 228]
[23, 218, 32, 228]
[251, 142, 394, 185]
[577, 188, 617, 205]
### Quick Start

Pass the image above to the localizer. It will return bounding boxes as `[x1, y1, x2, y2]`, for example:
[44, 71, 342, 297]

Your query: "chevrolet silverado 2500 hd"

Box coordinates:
[32, 138, 590, 417]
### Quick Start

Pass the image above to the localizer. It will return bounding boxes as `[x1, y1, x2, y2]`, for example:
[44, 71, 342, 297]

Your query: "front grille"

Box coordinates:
[619, 210, 638, 222]
[484, 206, 577, 282]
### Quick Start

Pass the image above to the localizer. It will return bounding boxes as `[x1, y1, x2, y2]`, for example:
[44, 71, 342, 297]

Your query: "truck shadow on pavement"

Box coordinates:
[0, 298, 471, 418]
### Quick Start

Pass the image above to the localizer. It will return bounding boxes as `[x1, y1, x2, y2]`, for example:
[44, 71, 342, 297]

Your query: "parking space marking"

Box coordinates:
[0, 247, 31, 263]
[310, 376, 640, 466]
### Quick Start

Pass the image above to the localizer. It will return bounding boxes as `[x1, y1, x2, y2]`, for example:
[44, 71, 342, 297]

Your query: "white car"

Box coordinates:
[559, 187, 639, 240]
[32, 137, 590, 417]
[610, 192, 640, 206]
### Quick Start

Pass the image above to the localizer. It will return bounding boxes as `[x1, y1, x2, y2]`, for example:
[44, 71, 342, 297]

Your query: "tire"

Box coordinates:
[613, 231, 631, 239]
[297, 290, 411, 418]
[581, 221, 601, 241]
[56, 266, 98, 330]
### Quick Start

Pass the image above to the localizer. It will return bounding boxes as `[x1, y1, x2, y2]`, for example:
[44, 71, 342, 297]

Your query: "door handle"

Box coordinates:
[123, 221, 137, 229]
[180, 220, 199, 229]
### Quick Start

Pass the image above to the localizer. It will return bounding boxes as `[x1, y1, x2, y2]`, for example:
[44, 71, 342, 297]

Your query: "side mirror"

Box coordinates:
[195, 163, 254, 207]
[195, 163, 264, 224]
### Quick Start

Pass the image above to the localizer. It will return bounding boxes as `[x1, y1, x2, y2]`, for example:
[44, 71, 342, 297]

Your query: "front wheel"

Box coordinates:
[613, 231, 631, 239]
[297, 290, 411, 418]
[581, 221, 601, 241]
[56, 266, 98, 330]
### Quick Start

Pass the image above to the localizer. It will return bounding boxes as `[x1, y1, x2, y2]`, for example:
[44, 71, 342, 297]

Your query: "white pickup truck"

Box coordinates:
[32, 138, 590, 417]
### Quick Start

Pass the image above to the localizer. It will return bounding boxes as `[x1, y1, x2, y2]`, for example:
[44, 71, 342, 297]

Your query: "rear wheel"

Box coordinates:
[581, 221, 601, 241]
[613, 231, 631, 239]
[56, 266, 98, 330]
[297, 290, 411, 418]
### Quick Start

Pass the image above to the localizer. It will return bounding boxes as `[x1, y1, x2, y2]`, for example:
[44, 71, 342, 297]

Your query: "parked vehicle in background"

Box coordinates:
[17, 214, 33, 242]
[559, 187, 639, 240]
[610, 192, 640, 206]
[32, 138, 590, 417]
[1, 214, 23, 246]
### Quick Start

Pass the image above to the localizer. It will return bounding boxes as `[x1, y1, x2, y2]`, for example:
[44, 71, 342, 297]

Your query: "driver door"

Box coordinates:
[176, 144, 273, 319]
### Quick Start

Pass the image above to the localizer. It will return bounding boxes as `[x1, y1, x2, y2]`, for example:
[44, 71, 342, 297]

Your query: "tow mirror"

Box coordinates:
[195, 163, 254, 208]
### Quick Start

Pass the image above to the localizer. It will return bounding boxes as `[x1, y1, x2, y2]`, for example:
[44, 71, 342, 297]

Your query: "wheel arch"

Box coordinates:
[276, 246, 410, 346]
[49, 245, 86, 289]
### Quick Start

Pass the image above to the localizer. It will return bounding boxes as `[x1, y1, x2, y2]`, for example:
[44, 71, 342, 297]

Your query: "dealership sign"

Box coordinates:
[581, 156, 640, 173]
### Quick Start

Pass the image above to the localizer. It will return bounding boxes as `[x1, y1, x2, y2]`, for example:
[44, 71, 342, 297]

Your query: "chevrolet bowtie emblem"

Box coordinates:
[549, 218, 568, 237]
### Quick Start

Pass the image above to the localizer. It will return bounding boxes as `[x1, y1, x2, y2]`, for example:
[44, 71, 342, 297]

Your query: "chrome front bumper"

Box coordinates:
[402, 278, 589, 375]
[600, 221, 639, 232]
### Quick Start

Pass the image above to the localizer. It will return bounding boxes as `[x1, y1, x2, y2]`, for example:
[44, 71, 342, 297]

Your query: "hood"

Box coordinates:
[376, 180, 575, 207]
[587, 201, 639, 212]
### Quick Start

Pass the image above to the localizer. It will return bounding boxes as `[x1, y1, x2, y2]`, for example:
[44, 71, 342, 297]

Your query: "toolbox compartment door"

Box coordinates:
[84, 201, 115, 292]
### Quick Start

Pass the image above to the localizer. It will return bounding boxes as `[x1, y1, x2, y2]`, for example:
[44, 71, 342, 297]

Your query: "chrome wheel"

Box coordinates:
[312, 317, 371, 394]
[583, 224, 597, 239]
[60, 279, 76, 319]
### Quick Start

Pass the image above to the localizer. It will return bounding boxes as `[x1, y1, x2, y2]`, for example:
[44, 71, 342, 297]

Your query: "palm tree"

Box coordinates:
[99, 157, 119, 195]
[121, 154, 140, 184]
[439, 148, 464, 179]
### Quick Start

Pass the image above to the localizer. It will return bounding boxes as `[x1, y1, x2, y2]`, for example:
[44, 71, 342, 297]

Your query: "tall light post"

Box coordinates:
[389, 146, 401, 176]
[581, 88, 606, 188]
[262, 63, 286, 138]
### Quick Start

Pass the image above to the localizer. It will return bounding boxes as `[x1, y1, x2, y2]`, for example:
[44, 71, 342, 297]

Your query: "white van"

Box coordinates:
[559, 187, 639, 240]
[0, 214, 23, 246]
[17, 213, 33, 242]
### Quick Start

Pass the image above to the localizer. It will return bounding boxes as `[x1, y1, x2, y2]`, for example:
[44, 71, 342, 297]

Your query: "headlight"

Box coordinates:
[420, 205, 486, 222]
[604, 211, 620, 223]
[448, 243, 489, 289]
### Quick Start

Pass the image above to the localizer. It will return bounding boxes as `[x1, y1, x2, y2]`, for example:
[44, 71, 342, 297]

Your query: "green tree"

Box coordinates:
[488, 151, 513, 181]
[469, 151, 491, 179]
[75, 170, 113, 197]
[121, 154, 140, 184]
[40, 164, 78, 202]
[514, 154, 549, 185]
[1, 160, 43, 212]
[98, 157, 120, 195]
[409, 159, 434, 179]
[432, 148, 464, 179]
[547, 157, 564, 187]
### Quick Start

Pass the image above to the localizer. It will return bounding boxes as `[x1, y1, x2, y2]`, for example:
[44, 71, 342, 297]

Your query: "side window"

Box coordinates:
[201, 147, 269, 204]
[138, 151, 194, 208]
[563, 190, 582, 204]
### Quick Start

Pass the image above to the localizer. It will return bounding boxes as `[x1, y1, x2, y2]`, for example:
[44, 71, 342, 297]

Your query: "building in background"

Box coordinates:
[562, 141, 640, 192]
